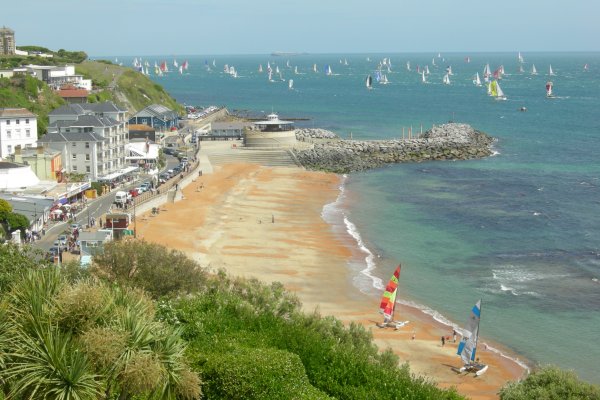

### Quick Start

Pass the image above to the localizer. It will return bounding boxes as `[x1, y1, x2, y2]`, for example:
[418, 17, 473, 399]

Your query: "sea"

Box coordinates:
[111, 52, 600, 383]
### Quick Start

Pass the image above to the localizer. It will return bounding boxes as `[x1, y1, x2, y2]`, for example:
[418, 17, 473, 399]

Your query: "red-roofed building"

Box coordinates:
[56, 85, 89, 104]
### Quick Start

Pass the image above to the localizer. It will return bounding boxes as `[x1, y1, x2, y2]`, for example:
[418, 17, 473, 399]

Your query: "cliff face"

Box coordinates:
[292, 123, 495, 173]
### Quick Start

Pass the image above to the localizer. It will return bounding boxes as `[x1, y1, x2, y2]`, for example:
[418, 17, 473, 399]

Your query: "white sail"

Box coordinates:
[549, 65, 555, 76]
[443, 73, 450, 85]
[406, 61, 411, 71]
[531, 64, 538, 75]
[288, 79, 294, 89]
[421, 70, 427, 83]
[518, 51, 524, 63]
[294, 66, 299, 74]
[366, 75, 372, 89]
[432, 57, 436, 66]
[275, 66, 280, 74]
[425, 65, 430, 75]
[326, 65, 332, 75]
[313, 63, 318, 73]
[259, 64, 263, 72]
[380, 74, 389, 84]
[496, 81, 506, 99]
[473, 72, 481, 86]
[457, 300, 482, 366]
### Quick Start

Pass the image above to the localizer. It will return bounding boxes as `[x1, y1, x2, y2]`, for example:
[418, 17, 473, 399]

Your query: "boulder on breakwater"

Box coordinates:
[291, 123, 495, 173]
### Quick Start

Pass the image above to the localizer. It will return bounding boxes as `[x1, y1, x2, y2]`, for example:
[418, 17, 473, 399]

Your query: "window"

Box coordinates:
[6, 120, 9, 125]
[6, 130, 11, 138]
[7, 145, 12, 153]
[72, 154, 77, 159]
[73, 166, 78, 171]
[85, 142, 89, 148]
[86, 166, 90, 173]
[16, 119, 20, 125]
[25, 119, 29, 124]
[72, 142, 76, 147]
[25, 129, 30, 137]
[85, 154, 90, 161]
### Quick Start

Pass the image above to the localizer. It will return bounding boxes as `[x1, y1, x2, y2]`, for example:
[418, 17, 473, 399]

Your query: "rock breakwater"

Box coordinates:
[292, 123, 495, 173]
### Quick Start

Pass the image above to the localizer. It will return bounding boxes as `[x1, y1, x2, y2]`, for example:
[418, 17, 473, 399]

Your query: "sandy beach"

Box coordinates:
[136, 162, 527, 399]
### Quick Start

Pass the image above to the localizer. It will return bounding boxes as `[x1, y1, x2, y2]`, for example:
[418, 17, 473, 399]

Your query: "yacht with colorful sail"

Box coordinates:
[377, 265, 409, 329]
[490, 80, 507, 101]
[457, 300, 488, 376]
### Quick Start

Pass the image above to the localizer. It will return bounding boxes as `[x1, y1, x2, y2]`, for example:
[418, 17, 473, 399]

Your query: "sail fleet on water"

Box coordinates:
[129, 52, 588, 99]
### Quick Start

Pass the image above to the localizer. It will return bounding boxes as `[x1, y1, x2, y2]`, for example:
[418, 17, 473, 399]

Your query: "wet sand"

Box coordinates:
[136, 163, 526, 399]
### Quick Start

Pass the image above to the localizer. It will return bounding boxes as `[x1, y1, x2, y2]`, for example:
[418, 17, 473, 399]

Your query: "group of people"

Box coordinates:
[441, 330, 458, 347]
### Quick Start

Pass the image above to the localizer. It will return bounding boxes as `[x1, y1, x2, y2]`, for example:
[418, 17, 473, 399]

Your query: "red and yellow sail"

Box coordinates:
[379, 265, 401, 320]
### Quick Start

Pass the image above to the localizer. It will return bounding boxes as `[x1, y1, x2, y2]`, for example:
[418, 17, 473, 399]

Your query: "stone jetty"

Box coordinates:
[292, 123, 495, 173]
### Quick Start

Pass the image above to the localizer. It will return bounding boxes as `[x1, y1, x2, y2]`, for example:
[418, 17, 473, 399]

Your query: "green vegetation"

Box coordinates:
[76, 60, 184, 114]
[5, 240, 598, 399]
[0, 47, 87, 69]
[499, 366, 600, 400]
[0, 75, 64, 136]
[0, 199, 36, 240]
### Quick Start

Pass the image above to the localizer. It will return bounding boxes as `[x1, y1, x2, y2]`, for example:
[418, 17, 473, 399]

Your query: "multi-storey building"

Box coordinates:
[39, 102, 129, 181]
[0, 108, 38, 159]
[0, 26, 15, 55]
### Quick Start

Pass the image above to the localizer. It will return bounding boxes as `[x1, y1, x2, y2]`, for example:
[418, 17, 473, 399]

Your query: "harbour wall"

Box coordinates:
[292, 123, 495, 173]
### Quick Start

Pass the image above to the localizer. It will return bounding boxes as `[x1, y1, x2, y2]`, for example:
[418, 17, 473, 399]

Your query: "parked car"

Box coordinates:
[57, 234, 68, 246]
[129, 188, 140, 197]
[163, 147, 174, 155]
[140, 182, 151, 191]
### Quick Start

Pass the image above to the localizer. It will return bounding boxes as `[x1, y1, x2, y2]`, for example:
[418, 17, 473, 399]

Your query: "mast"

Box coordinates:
[472, 299, 482, 362]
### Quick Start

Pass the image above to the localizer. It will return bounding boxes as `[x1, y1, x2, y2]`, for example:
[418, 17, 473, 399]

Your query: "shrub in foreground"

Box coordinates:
[499, 365, 600, 400]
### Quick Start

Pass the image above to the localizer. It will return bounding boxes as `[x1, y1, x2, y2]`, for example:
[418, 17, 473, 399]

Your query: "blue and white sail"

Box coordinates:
[457, 300, 482, 365]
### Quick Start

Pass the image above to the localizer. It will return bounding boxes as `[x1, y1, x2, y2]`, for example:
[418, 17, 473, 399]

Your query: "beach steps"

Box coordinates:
[206, 149, 299, 167]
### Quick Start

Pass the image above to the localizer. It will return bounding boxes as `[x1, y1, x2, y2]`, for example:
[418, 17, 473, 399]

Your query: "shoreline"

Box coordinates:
[136, 161, 527, 399]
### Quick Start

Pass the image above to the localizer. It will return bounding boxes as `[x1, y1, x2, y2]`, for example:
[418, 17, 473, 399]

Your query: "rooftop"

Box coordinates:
[57, 88, 89, 98]
[129, 124, 155, 131]
[0, 108, 36, 118]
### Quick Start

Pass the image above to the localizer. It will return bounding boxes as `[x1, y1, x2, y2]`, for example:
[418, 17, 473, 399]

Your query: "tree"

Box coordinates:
[499, 366, 600, 400]
[5, 212, 30, 236]
[0, 199, 12, 221]
[91, 240, 207, 298]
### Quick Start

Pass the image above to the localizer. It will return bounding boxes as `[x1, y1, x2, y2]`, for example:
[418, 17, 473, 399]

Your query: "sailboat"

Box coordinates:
[584, 63, 589, 72]
[313, 63, 318, 73]
[424, 65, 430, 75]
[406, 61, 411, 71]
[443, 73, 451, 85]
[518, 51, 524, 64]
[483, 63, 491, 82]
[473, 72, 482, 87]
[457, 300, 488, 376]
[326, 65, 333, 76]
[258, 64, 263, 73]
[518, 65, 525, 73]
[447, 65, 453, 75]
[376, 265, 409, 329]
[546, 81, 554, 98]
[380, 74, 389, 85]
[490, 80, 507, 101]
[294, 66, 299, 75]
[288, 79, 294, 90]
[531, 64, 538, 75]
[421, 70, 427, 84]
[366, 75, 373, 90]
[548, 65, 555, 76]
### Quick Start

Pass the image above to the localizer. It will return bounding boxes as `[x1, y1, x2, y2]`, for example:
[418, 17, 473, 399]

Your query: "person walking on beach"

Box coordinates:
[453, 330, 457, 343]
[441, 336, 445, 347]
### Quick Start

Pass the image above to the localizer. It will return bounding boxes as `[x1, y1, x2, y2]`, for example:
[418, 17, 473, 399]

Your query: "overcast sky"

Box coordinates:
[5, 0, 599, 56]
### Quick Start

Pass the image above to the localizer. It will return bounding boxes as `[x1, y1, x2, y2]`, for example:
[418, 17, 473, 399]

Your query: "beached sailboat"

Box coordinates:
[531, 64, 538, 75]
[490, 80, 507, 100]
[457, 300, 488, 376]
[473, 72, 482, 87]
[366, 75, 373, 90]
[443, 73, 451, 85]
[377, 265, 409, 329]
[548, 65, 555, 76]
[546, 81, 554, 98]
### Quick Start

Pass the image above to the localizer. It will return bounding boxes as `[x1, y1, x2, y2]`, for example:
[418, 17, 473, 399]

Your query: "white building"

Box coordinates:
[39, 102, 130, 181]
[0, 108, 38, 159]
[25, 64, 92, 90]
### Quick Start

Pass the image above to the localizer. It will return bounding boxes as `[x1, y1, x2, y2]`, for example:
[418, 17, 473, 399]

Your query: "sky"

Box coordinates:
[4, 0, 600, 56]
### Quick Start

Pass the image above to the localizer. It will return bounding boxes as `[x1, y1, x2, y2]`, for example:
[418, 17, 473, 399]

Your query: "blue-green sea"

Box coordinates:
[113, 52, 600, 382]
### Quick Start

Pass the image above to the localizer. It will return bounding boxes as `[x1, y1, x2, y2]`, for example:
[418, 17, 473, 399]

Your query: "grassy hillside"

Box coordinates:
[0, 75, 65, 137]
[0, 47, 87, 69]
[76, 60, 184, 114]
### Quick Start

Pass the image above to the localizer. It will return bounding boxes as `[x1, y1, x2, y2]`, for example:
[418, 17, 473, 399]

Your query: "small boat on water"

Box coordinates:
[325, 65, 333, 76]
[443, 73, 451, 85]
[377, 265, 409, 329]
[313, 63, 318, 73]
[531, 64, 538, 75]
[490, 80, 507, 101]
[584, 63, 589, 72]
[380, 74, 389, 85]
[288, 79, 294, 90]
[258, 64, 263, 73]
[366, 75, 373, 90]
[546, 81, 555, 98]
[421, 70, 427, 84]
[473, 72, 482, 86]
[457, 300, 488, 376]
[518, 51, 524, 64]
[549, 65, 555, 76]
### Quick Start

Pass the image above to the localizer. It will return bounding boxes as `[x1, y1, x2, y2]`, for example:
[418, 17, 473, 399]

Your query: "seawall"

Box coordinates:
[292, 123, 495, 173]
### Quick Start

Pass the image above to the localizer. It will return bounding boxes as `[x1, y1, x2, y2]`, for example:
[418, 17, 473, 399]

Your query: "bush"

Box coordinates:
[201, 347, 330, 400]
[499, 366, 600, 400]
